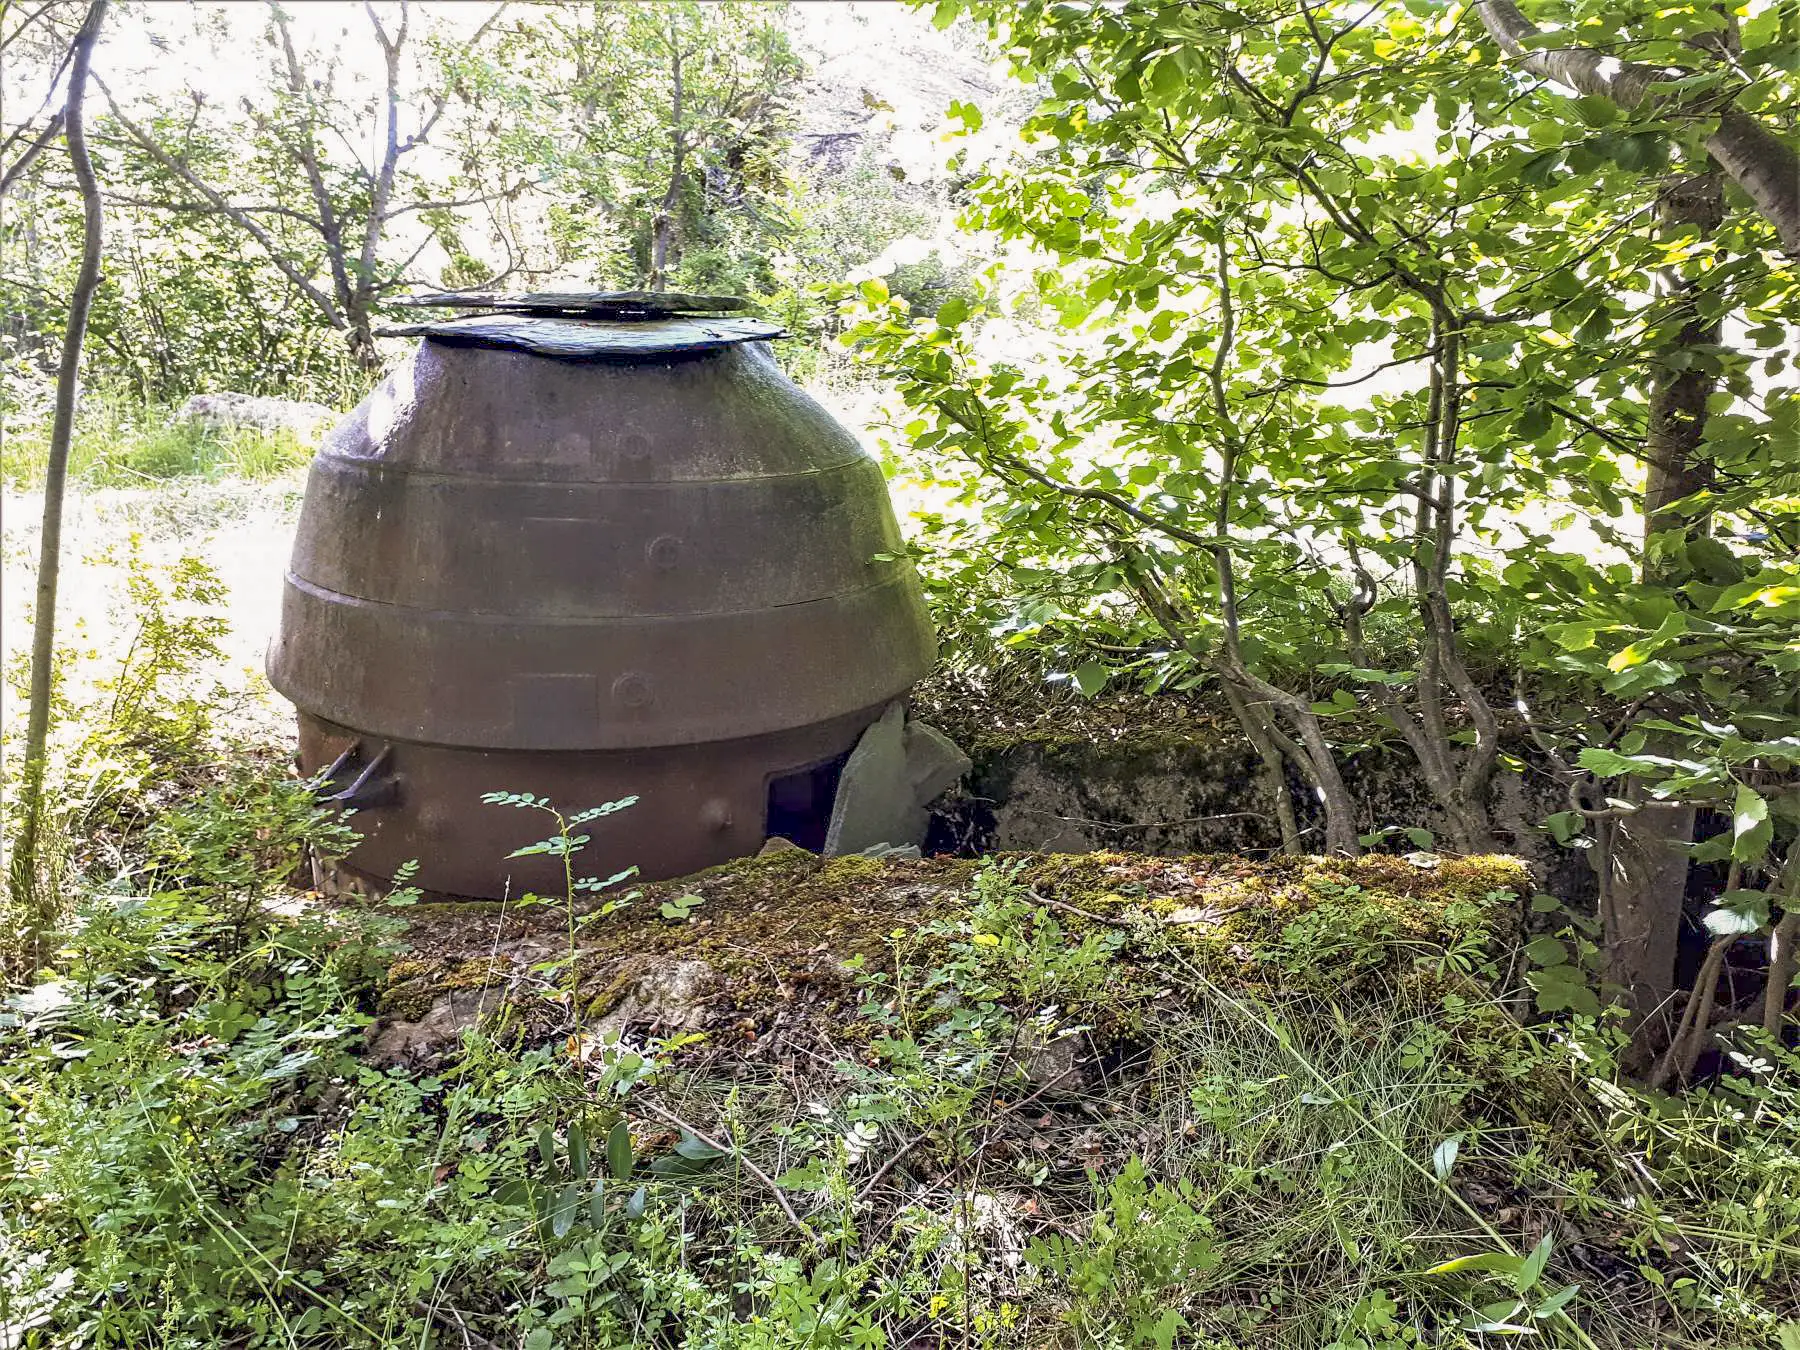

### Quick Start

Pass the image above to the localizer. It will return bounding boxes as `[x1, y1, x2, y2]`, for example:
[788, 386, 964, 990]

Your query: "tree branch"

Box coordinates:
[95, 75, 347, 330]
[1474, 0, 1800, 251]
[0, 109, 64, 200]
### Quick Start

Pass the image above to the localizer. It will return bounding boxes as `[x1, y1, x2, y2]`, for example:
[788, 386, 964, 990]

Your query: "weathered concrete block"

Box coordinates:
[929, 725, 1592, 900]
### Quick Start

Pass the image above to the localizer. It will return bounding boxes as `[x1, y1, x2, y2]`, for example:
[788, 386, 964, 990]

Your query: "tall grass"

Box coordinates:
[1, 388, 319, 490]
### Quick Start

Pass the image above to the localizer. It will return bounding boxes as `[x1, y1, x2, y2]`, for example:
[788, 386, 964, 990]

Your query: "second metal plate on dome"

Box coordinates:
[381, 313, 786, 359]
[395, 289, 750, 315]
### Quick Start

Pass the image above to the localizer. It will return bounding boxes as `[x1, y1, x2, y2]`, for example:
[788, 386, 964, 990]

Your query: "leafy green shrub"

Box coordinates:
[0, 881, 720, 1348]
[1024, 1158, 1219, 1348]
[3, 542, 244, 966]
[0, 888, 404, 1346]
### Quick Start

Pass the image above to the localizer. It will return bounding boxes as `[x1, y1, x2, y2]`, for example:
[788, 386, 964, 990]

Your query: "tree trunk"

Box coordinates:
[649, 41, 685, 291]
[345, 295, 383, 374]
[1220, 681, 1302, 853]
[1611, 169, 1725, 1066]
[1473, 0, 1800, 252]
[1609, 800, 1698, 1057]
[1641, 180, 1725, 566]
[8, 0, 109, 931]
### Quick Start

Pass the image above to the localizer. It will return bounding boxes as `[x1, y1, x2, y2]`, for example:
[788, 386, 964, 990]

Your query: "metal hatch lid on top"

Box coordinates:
[377, 289, 785, 359]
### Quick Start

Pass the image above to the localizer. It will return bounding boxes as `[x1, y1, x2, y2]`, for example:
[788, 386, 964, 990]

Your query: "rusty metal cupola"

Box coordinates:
[267, 290, 938, 898]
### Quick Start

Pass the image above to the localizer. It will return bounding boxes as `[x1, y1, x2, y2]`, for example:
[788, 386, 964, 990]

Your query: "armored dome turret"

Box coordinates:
[268, 291, 936, 898]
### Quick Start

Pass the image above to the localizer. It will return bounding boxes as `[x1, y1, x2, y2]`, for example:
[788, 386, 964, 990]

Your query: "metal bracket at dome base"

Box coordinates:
[376, 312, 787, 360]
[394, 289, 749, 318]
[314, 740, 400, 810]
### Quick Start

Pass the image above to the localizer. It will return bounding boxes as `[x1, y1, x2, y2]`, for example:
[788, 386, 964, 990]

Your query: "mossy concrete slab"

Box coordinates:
[365, 847, 1534, 1065]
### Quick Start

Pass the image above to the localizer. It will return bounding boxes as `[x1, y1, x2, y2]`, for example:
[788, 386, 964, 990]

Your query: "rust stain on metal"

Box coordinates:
[268, 296, 935, 898]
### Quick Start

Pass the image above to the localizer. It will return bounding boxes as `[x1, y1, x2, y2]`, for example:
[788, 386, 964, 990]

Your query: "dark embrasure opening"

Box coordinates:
[764, 749, 853, 853]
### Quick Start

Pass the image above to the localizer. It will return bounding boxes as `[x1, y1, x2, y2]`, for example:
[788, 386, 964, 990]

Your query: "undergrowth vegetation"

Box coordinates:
[1, 392, 316, 490]
[3, 600, 1798, 1347]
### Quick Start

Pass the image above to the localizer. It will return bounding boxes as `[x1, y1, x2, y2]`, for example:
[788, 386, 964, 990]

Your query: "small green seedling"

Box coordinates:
[659, 893, 705, 922]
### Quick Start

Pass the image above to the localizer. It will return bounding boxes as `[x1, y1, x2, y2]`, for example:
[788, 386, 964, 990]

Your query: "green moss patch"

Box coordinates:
[372, 848, 1530, 1053]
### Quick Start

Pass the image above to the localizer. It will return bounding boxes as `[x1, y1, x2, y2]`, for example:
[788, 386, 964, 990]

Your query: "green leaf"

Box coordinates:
[775, 1158, 829, 1191]
[1535, 1283, 1581, 1317]
[1571, 95, 1617, 126]
[659, 893, 705, 921]
[1527, 965, 1601, 1016]
[552, 1183, 579, 1238]
[946, 98, 983, 132]
[673, 1133, 727, 1162]
[1544, 811, 1583, 845]
[538, 1125, 559, 1176]
[1714, 578, 1800, 612]
[568, 1124, 589, 1182]
[1612, 131, 1667, 172]
[1684, 536, 1743, 585]
[1426, 1251, 1522, 1276]
[1704, 906, 1764, 937]
[1514, 403, 1552, 439]
[1148, 55, 1184, 103]
[1705, 889, 1772, 938]
[606, 1120, 634, 1182]
[1693, 832, 1737, 864]
[1310, 688, 1358, 717]
[1576, 747, 1656, 778]
[1073, 661, 1112, 697]
[1603, 657, 1682, 697]
[1606, 612, 1686, 673]
[1524, 936, 1569, 968]
[1516, 1234, 1553, 1292]
[1605, 640, 1645, 672]
[1732, 783, 1772, 863]
[1543, 622, 1597, 651]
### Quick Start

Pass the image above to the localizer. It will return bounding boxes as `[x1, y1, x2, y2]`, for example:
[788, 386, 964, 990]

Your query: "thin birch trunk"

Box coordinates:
[8, 0, 110, 931]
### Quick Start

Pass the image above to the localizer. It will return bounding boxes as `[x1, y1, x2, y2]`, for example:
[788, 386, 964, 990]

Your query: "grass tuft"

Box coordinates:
[2, 389, 320, 489]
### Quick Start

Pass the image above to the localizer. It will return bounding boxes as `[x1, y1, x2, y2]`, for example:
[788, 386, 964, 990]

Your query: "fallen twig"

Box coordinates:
[1026, 885, 1123, 928]
[636, 1099, 818, 1242]
[413, 1300, 503, 1350]
[854, 1064, 1077, 1206]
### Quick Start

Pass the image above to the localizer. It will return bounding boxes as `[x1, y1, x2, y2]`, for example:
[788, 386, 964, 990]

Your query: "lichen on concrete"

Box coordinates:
[365, 847, 978, 1060]
[364, 845, 1533, 1066]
